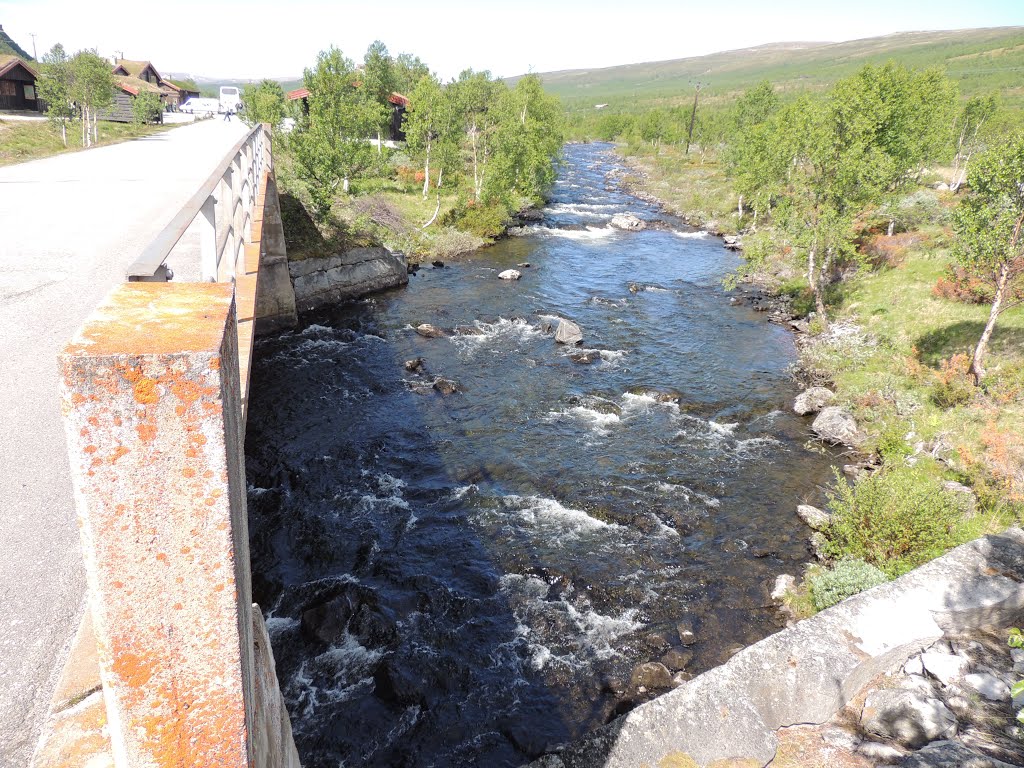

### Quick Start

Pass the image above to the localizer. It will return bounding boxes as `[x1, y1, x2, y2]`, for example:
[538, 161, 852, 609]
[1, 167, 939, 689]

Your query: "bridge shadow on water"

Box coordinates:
[244, 288, 588, 768]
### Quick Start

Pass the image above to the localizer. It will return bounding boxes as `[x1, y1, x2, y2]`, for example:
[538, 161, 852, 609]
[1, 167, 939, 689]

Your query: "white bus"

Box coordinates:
[219, 86, 242, 114]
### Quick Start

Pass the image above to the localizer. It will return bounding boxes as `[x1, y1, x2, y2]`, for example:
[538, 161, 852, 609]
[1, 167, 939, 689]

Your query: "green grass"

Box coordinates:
[0, 119, 173, 166]
[528, 27, 1024, 115]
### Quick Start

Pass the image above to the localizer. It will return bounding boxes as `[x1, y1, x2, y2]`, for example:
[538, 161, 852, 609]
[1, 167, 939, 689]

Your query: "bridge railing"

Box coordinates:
[126, 123, 269, 283]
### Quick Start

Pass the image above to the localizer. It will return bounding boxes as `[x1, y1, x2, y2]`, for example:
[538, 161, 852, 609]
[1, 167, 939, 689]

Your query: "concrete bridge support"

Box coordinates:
[55, 283, 299, 768]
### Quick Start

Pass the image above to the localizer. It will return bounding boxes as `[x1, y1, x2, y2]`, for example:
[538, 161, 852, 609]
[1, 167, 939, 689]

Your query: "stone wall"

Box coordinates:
[254, 172, 298, 335]
[289, 247, 408, 312]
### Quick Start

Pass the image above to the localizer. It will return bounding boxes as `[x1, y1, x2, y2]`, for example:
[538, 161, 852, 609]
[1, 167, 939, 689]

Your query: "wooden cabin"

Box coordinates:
[113, 59, 186, 108]
[102, 75, 166, 122]
[0, 54, 40, 112]
[162, 79, 201, 107]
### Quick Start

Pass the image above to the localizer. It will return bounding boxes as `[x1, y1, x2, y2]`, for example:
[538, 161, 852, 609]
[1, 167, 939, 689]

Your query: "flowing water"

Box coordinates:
[245, 143, 837, 767]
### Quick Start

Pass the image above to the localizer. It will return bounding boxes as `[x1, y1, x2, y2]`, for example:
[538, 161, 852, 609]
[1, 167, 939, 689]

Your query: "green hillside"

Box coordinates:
[0, 25, 33, 61]
[527, 27, 1024, 113]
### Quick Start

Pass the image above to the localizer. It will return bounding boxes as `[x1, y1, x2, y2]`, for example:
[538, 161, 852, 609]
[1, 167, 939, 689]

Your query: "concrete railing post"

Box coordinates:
[199, 195, 218, 282]
[59, 283, 255, 768]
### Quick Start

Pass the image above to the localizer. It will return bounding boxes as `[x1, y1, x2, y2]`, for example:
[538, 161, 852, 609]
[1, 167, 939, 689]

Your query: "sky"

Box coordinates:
[0, 0, 1021, 82]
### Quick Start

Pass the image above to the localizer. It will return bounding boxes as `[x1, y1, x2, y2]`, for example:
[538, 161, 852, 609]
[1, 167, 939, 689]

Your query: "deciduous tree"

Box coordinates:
[241, 79, 286, 130]
[38, 43, 74, 146]
[951, 134, 1024, 384]
[69, 49, 114, 147]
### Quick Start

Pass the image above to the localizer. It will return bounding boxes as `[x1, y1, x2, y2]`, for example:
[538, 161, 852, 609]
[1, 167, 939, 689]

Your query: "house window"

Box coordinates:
[0, 81, 15, 96]
[23, 84, 35, 100]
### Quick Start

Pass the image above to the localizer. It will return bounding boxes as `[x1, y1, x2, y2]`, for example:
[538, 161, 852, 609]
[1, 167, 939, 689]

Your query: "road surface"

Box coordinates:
[0, 118, 248, 766]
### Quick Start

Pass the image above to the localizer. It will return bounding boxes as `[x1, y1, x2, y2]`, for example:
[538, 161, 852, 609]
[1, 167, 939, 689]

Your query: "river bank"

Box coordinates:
[616, 142, 1024, 613]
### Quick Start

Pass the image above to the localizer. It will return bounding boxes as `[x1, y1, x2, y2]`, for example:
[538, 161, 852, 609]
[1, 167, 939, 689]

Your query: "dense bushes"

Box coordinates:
[823, 465, 967, 576]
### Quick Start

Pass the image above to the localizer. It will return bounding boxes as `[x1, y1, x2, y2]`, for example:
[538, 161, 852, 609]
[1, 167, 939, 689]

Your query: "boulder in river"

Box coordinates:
[812, 406, 865, 447]
[433, 378, 460, 396]
[554, 319, 583, 345]
[404, 358, 424, 373]
[629, 661, 674, 692]
[432, 260, 445, 268]
[517, 262, 532, 268]
[797, 504, 831, 531]
[610, 213, 646, 231]
[498, 269, 521, 280]
[569, 350, 600, 365]
[416, 323, 446, 338]
[793, 386, 835, 416]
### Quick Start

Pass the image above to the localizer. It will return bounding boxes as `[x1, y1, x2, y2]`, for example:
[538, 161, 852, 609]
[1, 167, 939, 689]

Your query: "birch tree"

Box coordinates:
[951, 135, 1024, 385]
[950, 95, 998, 193]
[69, 50, 113, 147]
[38, 44, 74, 146]
[362, 40, 396, 154]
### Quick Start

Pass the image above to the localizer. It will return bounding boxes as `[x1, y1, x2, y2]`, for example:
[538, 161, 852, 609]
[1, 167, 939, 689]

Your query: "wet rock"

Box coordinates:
[518, 208, 544, 222]
[793, 387, 835, 416]
[404, 358, 424, 373]
[921, 651, 969, 685]
[963, 671, 1010, 701]
[861, 688, 957, 748]
[301, 583, 396, 647]
[771, 574, 796, 601]
[499, 269, 522, 280]
[569, 350, 600, 364]
[812, 406, 865, 447]
[671, 671, 692, 686]
[433, 378, 460, 395]
[676, 617, 697, 646]
[660, 648, 694, 672]
[629, 662, 674, 692]
[610, 213, 646, 231]
[797, 504, 831, 531]
[416, 323, 446, 338]
[892, 740, 1022, 768]
[407, 262, 420, 274]
[723, 234, 742, 250]
[454, 325, 485, 336]
[554, 319, 583, 345]
[518, 262, 532, 268]
[432, 260, 445, 268]
[627, 282, 642, 293]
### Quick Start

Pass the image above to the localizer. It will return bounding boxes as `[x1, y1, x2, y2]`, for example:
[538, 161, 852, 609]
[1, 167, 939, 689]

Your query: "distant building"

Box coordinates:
[105, 74, 166, 122]
[286, 87, 409, 141]
[112, 59, 185, 109]
[0, 54, 39, 111]
[163, 79, 201, 105]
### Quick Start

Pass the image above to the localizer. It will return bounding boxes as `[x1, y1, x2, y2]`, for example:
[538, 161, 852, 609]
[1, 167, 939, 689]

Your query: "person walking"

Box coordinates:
[223, 107, 232, 122]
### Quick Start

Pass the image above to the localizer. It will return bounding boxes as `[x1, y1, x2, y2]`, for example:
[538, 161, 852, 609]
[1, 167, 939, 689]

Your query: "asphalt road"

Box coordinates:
[0, 118, 248, 766]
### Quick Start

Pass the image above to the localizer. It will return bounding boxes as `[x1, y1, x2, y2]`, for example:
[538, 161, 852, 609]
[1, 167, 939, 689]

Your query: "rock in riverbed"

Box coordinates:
[404, 358, 424, 372]
[433, 378, 460, 395]
[416, 323, 446, 338]
[498, 269, 521, 280]
[554, 319, 583, 345]
[610, 213, 646, 231]
[812, 406, 865, 447]
[797, 504, 831, 531]
[794, 387, 835, 416]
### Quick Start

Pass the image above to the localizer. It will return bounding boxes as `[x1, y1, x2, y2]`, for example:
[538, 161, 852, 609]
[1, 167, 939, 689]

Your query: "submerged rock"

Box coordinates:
[793, 387, 835, 416]
[610, 212, 646, 231]
[416, 323, 446, 338]
[404, 357, 424, 373]
[568, 350, 600, 364]
[860, 688, 957, 748]
[812, 406, 865, 447]
[554, 319, 583, 345]
[498, 269, 522, 280]
[432, 260, 445, 268]
[771, 574, 796, 601]
[629, 662, 674, 692]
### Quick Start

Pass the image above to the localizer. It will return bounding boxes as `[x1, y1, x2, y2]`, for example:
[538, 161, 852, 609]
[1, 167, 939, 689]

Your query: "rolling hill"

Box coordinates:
[523, 27, 1024, 112]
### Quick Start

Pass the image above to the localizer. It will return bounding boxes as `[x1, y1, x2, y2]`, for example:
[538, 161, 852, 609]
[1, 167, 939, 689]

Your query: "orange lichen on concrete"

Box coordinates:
[58, 282, 253, 768]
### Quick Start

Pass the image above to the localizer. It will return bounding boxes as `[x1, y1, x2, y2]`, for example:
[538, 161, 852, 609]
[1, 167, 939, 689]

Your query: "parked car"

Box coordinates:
[179, 97, 220, 116]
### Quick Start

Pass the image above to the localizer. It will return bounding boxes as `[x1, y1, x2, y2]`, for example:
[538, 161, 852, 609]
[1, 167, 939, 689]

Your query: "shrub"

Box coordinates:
[442, 200, 510, 239]
[823, 465, 965, 577]
[862, 232, 920, 268]
[808, 558, 889, 611]
[931, 354, 975, 408]
[876, 419, 913, 464]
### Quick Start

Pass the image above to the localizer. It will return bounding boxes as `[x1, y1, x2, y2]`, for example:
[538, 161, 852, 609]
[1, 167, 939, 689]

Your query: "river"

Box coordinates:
[244, 143, 837, 767]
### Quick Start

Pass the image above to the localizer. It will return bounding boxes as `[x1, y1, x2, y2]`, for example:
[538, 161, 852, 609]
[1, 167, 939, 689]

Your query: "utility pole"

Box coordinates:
[685, 81, 704, 156]
[29, 33, 37, 61]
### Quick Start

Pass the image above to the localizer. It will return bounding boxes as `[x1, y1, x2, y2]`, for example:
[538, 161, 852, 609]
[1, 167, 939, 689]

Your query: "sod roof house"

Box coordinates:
[0, 53, 39, 111]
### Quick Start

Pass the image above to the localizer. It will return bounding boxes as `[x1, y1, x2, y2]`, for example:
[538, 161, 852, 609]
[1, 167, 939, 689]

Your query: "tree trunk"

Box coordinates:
[471, 122, 481, 199]
[887, 218, 895, 236]
[61, 121, 67, 147]
[970, 262, 1009, 385]
[377, 130, 382, 154]
[82, 108, 88, 147]
[423, 137, 431, 199]
[437, 166, 443, 189]
[737, 194, 743, 220]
